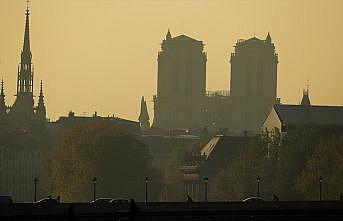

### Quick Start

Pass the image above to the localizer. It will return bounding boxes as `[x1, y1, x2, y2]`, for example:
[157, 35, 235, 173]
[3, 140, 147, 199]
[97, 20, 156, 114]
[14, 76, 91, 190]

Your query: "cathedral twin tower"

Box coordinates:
[152, 30, 278, 133]
[0, 5, 46, 127]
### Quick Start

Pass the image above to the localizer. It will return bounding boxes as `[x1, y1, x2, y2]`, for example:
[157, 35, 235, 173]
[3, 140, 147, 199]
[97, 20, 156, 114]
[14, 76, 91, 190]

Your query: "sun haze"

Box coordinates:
[0, 0, 342, 121]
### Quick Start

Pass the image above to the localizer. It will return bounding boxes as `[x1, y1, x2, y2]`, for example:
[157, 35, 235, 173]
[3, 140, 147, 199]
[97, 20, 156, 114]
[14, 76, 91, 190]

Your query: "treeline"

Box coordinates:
[41, 121, 162, 202]
[212, 128, 343, 201]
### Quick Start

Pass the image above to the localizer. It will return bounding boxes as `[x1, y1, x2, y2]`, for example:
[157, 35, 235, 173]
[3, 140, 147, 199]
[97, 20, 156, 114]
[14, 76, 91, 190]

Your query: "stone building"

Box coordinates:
[263, 89, 343, 134]
[152, 30, 279, 134]
[153, 30, 207, 130]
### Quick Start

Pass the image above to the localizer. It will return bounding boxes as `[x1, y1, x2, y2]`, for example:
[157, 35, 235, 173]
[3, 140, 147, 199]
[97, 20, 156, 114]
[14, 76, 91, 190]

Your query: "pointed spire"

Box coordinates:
[39, 80, 44, 97]
[300, 87, 311, 107]
[166, 29, 172, 40]
[139, 96, 150, 131]
[0, 78, 4, 97]
[23, 0, 31, 56]
[266, 32, 271, 43]
[0, 78, 6, 116]
[36, 80, 46, 121]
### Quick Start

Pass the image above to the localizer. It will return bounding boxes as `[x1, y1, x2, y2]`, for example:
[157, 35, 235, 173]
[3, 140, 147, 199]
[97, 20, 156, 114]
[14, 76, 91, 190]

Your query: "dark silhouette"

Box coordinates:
[273, 194, 279, 201]
[186, 195, 193, 203]
[153, 30, 277, 132]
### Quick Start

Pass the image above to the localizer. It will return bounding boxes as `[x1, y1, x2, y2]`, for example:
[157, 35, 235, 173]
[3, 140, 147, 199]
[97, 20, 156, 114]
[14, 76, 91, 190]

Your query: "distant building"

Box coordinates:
[180, 135, 251, 201]
[263, 89, 343, 134]
[0, 5, 46, 129]
[153, 30, 207, 130]
[0, 5, 49, 202]
[151, 30, 279, 134]
[54, 111, 141, 136]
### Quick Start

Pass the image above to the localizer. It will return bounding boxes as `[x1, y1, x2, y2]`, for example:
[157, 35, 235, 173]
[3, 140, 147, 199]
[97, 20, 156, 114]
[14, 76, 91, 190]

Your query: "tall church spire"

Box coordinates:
[23, 0, 31, 57]
[139, 96, 150, 131]
[9, 1, 35, 122]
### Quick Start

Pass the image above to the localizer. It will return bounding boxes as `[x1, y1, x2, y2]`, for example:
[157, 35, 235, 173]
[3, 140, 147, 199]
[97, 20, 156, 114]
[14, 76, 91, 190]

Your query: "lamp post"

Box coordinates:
[34, 178, 38, 202]
[145, 177, 149, 204]
[92, 177, 97, 202]
[204, 177, 209, 202]
[257, 176, 261, 197]
[319, 176, 323, 201]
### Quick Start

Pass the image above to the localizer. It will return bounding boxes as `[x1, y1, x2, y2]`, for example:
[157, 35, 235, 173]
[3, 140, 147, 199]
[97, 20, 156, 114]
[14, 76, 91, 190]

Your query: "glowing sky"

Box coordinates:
[1, 0, 343, 121]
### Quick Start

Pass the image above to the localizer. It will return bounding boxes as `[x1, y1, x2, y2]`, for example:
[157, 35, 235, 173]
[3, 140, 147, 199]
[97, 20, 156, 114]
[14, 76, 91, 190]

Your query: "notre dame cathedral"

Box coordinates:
[0, 5, 46, 129]
[151, 30, 279, 133]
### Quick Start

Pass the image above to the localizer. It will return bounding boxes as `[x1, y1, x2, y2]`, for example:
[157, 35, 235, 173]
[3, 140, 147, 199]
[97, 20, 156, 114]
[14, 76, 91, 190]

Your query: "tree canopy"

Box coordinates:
[42, 121, 162, 202]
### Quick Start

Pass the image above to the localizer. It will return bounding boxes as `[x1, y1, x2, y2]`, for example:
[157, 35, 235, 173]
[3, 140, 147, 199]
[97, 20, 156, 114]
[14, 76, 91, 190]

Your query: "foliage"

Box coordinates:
[41, 121, 162, 202]
[212, 127, 343, 201]
[295, 135, 343, 200]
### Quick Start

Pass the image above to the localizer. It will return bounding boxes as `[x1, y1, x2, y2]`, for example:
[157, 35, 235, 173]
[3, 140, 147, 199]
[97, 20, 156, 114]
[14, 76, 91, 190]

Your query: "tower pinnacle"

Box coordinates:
[166, 29, 172, 40]
[36, 80, 46, 121]
[139, 96, 150, 131]
[0, 78, 7, 116]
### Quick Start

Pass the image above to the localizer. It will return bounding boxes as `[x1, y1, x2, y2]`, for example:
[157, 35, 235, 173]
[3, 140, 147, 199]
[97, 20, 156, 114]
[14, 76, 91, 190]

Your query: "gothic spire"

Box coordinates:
[36, 80, 46, 121]
[300, 84, 311, 107]
[0, 79, 7, 115]
[23, 0, 31, 60]
[139, 96, 150, 131]
[39, 80, 44, 102]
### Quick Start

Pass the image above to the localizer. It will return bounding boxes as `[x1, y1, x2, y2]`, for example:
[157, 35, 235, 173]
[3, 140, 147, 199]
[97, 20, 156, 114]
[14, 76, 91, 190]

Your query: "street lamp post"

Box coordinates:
[92, 177, 97, 202]
[257, 176, 261, 197]
[319, 176, 323, 201]
[204, 177, 209, 202]
[145, 177, 149, 204]
[34, 178, 38, 202]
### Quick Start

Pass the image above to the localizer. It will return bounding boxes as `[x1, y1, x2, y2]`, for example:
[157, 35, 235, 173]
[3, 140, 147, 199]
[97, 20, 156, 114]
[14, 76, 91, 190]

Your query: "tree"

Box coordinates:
[41, 121, 162, 202]
[295, 135, 343, 200]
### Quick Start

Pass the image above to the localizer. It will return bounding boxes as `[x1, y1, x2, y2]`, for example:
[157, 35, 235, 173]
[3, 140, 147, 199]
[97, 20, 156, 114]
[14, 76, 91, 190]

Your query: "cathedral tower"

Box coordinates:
[229, 33, 278, 131]
[153, 30, 207, 129]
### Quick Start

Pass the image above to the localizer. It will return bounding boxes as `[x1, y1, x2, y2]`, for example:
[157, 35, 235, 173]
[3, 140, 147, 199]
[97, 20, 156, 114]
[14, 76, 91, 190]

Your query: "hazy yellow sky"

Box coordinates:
[1, 0, 343, 121]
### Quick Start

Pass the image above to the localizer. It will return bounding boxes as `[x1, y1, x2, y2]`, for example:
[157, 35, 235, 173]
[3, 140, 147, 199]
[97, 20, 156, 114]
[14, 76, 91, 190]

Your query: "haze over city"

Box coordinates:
[0, 0, 343, 121]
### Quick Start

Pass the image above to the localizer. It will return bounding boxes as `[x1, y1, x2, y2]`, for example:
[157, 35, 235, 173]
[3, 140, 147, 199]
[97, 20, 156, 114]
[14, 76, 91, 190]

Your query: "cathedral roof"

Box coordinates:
[274, 104, 343, 128]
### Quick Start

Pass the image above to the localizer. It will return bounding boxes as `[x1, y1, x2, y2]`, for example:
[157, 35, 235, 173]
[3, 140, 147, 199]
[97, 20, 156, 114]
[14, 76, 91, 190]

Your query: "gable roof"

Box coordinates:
[274, 104, 343, 127]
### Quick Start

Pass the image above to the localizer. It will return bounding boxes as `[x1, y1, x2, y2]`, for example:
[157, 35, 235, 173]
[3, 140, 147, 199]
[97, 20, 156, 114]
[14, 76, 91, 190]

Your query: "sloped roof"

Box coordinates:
[275, 104, 343, 127]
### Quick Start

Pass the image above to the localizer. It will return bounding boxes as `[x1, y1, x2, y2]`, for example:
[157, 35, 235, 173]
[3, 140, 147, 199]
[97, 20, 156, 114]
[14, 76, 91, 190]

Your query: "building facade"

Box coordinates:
[153, 30, 207, 130]
[152, 31, 279, 133]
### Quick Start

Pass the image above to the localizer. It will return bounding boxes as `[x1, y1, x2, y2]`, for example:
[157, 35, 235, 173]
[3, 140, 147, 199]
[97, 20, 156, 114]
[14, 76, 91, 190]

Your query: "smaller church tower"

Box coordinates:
[36, 80, 46, 121]
[139, 96, 150, 131]
[0, 79, 7, 117]
[300, 88, 311, 106]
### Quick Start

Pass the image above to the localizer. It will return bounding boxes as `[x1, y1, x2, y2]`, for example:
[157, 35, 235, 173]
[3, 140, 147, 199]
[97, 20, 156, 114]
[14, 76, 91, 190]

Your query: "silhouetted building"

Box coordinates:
[153, 30, 207, 129]
[263, 89, 343, 133]
[138, 96, 150, 131]
[152, 30, 278, 133]
[0, 4, 50, 202]
[54, 111, 141, 136]
[180, 135, 251, 201]
[0, 5, 47, 128]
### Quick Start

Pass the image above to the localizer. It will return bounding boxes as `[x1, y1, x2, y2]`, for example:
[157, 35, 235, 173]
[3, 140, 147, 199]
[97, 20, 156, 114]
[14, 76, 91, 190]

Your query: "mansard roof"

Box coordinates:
[274, 104, 343, 127]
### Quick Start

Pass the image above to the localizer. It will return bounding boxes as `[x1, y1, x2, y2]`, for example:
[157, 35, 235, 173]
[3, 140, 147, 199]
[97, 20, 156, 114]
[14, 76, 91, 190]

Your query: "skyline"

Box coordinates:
[1, 1, 343, 121]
